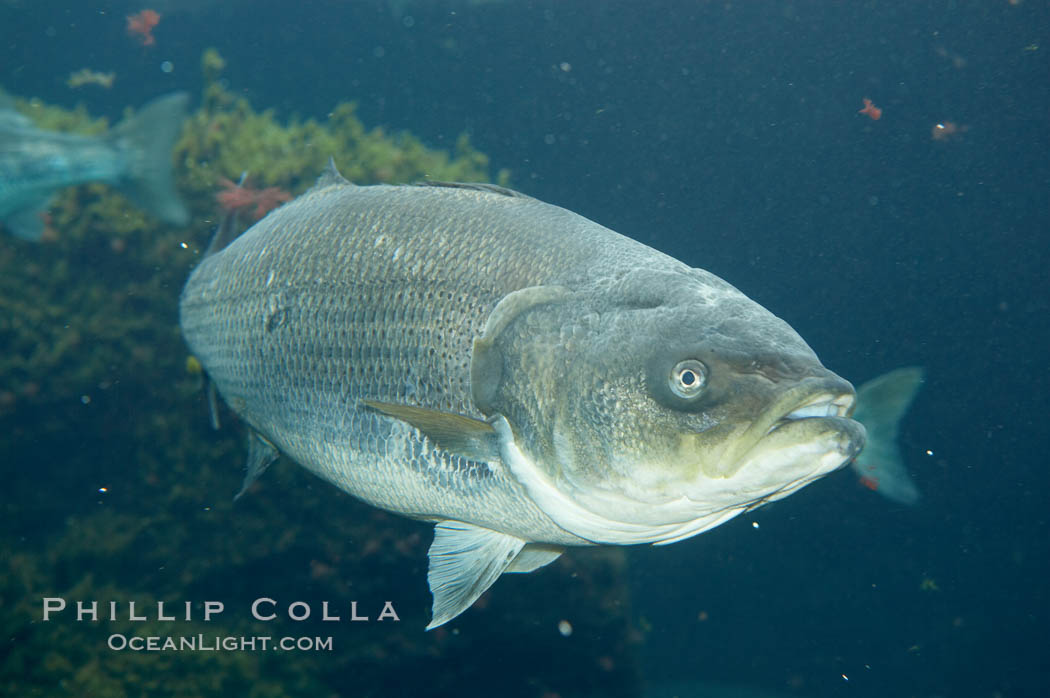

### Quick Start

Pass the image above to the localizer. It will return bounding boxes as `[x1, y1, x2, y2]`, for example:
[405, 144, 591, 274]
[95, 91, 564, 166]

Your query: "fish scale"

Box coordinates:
[179, 177, 641, 544]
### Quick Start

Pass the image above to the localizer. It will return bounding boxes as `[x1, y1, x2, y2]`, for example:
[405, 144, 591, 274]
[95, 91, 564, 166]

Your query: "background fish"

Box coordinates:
[180, 165, 867, 628]
[0, 91, 189, 240]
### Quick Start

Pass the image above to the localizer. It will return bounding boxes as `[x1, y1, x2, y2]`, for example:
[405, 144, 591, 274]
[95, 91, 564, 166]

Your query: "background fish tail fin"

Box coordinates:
[850, 367, 925, 505]
[110, 92, 190, 226]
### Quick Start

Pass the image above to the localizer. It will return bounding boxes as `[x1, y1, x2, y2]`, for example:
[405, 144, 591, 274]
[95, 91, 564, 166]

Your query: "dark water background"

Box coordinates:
[2, 1, 1048, 696]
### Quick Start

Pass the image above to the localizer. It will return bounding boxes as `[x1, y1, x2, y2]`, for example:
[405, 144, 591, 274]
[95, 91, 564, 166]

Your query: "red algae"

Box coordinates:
[216, 177, 292, 221]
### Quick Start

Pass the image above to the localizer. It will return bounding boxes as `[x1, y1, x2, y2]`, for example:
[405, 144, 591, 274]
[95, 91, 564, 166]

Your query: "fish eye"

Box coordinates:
[669, 359, 707, 398]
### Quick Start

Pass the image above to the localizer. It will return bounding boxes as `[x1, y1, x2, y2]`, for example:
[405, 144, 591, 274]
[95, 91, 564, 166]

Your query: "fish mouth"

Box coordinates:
[712, 375, 861, 478]
[764, 391, 855, 436]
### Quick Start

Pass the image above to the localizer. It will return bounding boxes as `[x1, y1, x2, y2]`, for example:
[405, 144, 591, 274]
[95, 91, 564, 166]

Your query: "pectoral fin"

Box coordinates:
[205, 375, 221, 430]
[426, 521, 525, 629]
[362, 400, 499, 462]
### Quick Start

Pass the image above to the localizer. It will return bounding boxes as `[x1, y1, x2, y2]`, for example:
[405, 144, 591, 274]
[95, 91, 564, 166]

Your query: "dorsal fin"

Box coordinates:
[204, 171, 247, 257]
[309, 157, 352, 192]
[417, 181, 535, 200]
[204, 208, 242, 257]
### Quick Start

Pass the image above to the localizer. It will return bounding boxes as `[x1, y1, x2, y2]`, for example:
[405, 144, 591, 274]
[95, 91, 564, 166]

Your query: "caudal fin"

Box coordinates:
[109, 92, 190, 226]
[850, 367, 924, 505]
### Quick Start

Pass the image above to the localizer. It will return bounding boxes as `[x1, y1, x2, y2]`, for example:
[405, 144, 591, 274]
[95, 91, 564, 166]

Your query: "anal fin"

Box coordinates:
[506, 544, 563, 573]
[426, 521, 525, 629]
[234, 431, 278, 501]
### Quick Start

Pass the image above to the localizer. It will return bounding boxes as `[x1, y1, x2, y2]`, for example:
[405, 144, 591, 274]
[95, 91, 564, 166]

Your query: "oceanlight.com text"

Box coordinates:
[107, 633, 334, 652]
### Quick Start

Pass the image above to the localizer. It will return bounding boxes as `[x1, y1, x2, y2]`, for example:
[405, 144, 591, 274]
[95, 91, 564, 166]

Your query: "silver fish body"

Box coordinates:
[180, 166, 865, 627]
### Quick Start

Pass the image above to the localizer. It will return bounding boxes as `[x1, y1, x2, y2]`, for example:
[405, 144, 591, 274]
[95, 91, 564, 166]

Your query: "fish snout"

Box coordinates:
[709, 374, 859, 478]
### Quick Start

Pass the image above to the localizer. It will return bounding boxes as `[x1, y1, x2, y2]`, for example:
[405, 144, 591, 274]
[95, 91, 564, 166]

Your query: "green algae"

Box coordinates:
[177, 82, 502, 201]
[12, 97, 108, 136]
